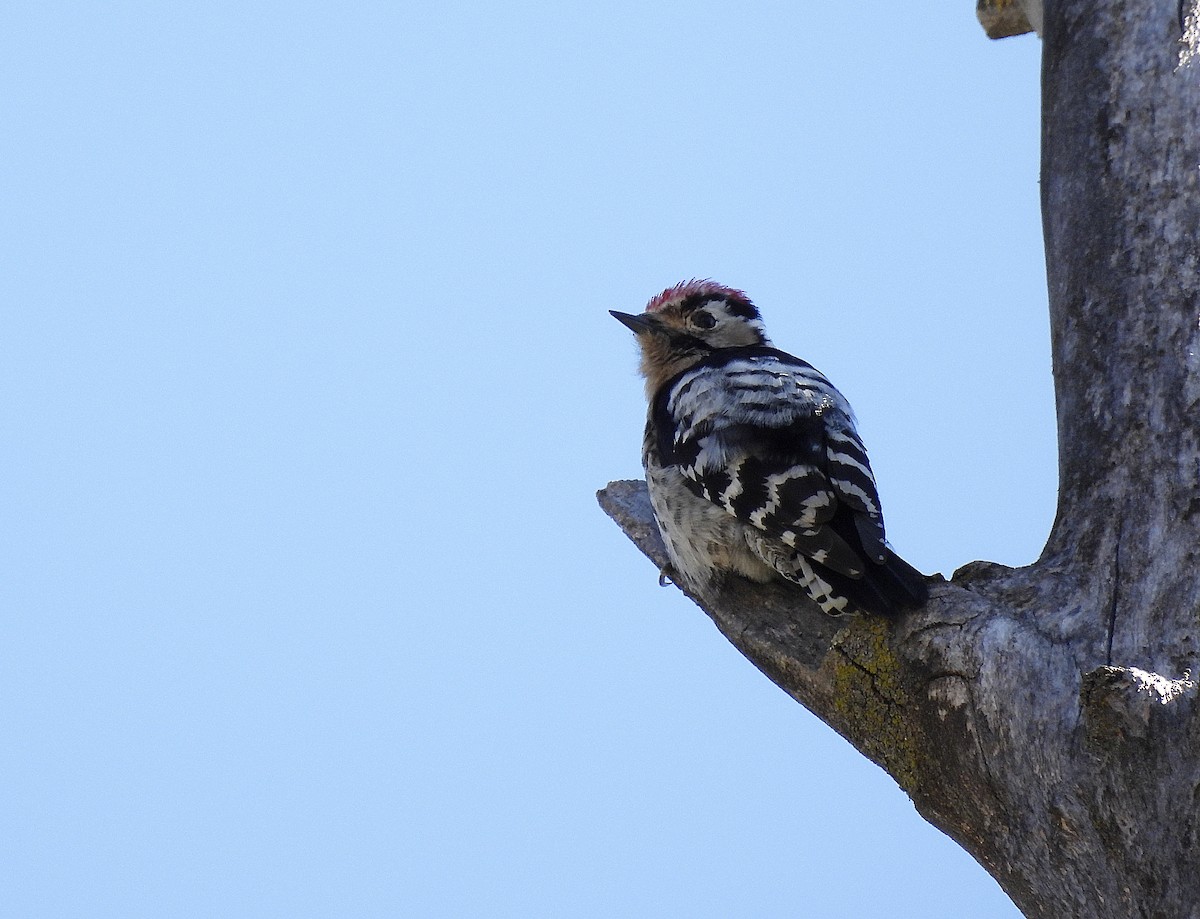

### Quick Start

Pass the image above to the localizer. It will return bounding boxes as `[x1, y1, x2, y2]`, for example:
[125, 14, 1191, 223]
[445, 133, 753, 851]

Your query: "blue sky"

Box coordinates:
[3, 3, 1049, 916]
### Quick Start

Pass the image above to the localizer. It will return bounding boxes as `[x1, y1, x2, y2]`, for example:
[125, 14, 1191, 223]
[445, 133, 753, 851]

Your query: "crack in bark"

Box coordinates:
[1106, 519, 1125, 666]
[960, 675, 1005, 815]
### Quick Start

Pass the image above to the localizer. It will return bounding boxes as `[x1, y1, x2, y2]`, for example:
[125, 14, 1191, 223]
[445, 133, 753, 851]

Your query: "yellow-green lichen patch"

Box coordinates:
[830, 617, 923, 794]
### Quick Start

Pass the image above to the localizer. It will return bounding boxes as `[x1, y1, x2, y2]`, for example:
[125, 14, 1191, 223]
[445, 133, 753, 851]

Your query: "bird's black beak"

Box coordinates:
[610, 310, 655, 334]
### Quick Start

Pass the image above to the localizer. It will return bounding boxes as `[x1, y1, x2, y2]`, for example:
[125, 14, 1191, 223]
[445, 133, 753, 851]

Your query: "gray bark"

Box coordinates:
[598, 3, 1200, 916]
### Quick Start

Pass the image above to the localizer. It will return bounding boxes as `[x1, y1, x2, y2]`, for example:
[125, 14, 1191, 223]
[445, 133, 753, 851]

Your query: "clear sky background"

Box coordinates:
[4, 3, 1052, 917]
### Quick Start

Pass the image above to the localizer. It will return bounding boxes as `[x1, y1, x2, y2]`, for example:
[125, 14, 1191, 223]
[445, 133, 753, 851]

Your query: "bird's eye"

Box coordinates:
[691, 310, 717, 330]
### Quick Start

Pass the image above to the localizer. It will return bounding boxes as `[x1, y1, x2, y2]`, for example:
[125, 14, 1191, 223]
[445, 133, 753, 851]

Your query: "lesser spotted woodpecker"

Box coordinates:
[612, 280, 926, 617]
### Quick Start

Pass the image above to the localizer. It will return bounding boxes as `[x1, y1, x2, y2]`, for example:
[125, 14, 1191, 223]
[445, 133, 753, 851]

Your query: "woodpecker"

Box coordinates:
[612, 279, 926, 617]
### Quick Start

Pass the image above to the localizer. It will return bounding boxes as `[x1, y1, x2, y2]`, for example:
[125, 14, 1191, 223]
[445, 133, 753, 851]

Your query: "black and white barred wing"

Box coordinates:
[657, 351, 887, 578]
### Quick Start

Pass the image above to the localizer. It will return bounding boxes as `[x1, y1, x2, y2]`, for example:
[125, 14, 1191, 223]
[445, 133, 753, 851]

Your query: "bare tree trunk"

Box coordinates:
[599, 2, 1200, 916]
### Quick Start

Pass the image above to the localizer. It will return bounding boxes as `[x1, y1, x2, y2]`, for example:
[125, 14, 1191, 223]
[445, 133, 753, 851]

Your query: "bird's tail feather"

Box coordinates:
[800, 549, 927, 617]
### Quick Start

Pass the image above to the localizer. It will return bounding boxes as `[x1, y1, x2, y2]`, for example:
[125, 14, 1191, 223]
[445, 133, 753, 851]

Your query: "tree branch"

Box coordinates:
[601, 2, 1200, 915]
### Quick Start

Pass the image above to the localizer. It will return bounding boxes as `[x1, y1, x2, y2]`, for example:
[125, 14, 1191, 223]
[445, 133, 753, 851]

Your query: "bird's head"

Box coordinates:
[611, 279, 770, 394]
